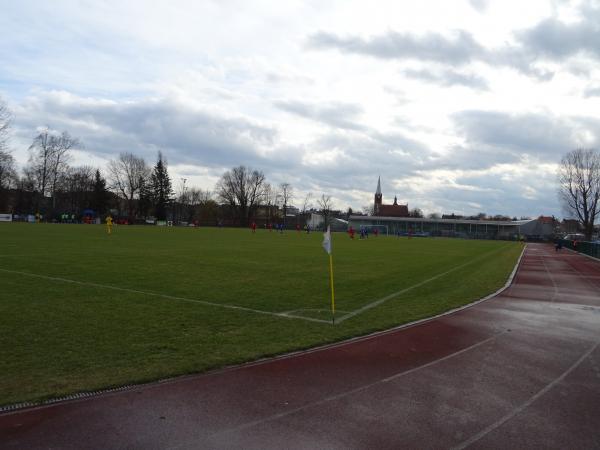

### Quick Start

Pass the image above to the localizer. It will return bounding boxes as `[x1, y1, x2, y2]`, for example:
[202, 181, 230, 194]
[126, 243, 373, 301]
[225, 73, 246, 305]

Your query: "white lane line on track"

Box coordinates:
[211, 332, 506, 439]
[337, 245, 513, 323]
[452, 340, 599, 450]
[541, 255, 559, 303]
[0, 268, 331, 324]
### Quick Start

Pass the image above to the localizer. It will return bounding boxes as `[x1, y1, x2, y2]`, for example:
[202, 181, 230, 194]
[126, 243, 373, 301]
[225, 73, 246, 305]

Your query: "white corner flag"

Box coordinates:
[322, 225, 335, 324]
[322, 225, 332, 254]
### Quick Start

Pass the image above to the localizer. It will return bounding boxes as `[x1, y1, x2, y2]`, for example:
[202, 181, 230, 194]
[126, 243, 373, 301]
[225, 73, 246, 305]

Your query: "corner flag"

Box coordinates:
[322, 226, 335, 324]
[322, 226, 332, 254]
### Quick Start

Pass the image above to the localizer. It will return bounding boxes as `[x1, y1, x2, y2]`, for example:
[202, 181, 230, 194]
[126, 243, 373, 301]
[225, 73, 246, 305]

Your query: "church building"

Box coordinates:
[374, 176, 409, 217]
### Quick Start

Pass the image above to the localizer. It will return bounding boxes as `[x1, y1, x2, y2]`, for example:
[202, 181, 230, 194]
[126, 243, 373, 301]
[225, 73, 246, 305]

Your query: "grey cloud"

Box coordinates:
[516, 8, 600, 61]
[307, 5, 600, 81]
[583, 86, 600, 98]
[307, 30, 484, 65]
[369, 130, 433, 160]
[275, 98, 432, 159]
[402, 68, 489, 90]
[265, 72, 314, 86]
[490, 48, 555, 80]
[13, 92, 297, 172]
[396, 165, 559, 218]
[12, 91, 432, 210]
[307, 29, 553, 80]
[287, 128, 435, 198]
[451, 110, 599, 158]
[275, 100, 366, 130]
[468, 0, 489, 13]
[433, 145, 521, 171]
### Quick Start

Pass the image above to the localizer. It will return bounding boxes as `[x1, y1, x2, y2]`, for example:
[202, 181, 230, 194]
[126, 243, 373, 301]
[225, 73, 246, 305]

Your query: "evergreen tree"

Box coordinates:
[151, 152, 173, 220]
[91, 169, 109, 216]
[138, 176, 153, 219]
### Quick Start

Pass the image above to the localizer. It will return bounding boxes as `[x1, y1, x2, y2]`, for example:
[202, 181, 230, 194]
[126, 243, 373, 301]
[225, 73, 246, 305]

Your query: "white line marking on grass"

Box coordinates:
[0, 268, 330, 324]
[212, 332, 506, 439]
[281, 308, 352, 316]
[451, 340, 599, 450]
[337, 245, 513, 323]
[0, 248, 527, 414]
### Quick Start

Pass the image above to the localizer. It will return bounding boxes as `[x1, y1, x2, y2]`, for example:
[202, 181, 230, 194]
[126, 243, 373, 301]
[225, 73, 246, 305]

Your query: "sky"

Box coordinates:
[1, 0, 600, 218]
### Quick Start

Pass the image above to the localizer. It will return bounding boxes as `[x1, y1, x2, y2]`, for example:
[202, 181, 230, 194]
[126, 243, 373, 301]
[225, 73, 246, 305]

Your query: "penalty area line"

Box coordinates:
[0, 268, 330, 325]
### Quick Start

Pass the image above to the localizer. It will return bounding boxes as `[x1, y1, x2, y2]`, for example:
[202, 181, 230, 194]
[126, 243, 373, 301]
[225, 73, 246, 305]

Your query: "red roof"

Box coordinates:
[538, 216, 554, 224]
[376, 204, 409, 217]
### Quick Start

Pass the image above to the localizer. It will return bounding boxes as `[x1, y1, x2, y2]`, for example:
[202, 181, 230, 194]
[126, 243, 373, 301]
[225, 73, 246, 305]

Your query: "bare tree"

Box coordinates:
[27, 129, 53, 198]
[50, 132, 79, 209]
[0, 96, 11, 153]
[187, 188, 217, 224]
[317, 194, 333, 229]
[61, 165, 95, 213]
[301, 192, 312, 214]
[279, 182, 293, 226]
[108, 152, 150, 220]
[558, 148, 600, 240]
[0, 151, 16, 211]
[0, 150, 16, 190]
[27, 128, 79, 210]
[409, 208, 424, 218]
[262, 183, 277, 224]
[362, 204, 374, 216]
[0, 97, 15, 210]
[188, 188, 212, 206]
[216, 165, 267, 226]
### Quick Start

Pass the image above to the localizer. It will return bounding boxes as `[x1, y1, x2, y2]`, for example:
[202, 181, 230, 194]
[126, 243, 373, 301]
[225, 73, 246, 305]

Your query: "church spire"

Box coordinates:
[374, 176, 383, 215]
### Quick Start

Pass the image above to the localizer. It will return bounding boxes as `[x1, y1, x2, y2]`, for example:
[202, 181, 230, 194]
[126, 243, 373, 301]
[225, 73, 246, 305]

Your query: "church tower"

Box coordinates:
[374, 176, 382, 215]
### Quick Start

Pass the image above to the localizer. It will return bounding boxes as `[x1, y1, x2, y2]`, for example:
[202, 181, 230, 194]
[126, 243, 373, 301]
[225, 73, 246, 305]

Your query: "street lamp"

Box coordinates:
[180, 178, 187, 225]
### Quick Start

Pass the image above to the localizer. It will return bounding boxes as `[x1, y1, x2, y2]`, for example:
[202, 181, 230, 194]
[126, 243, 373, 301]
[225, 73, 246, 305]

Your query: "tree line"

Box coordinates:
[1, 134, 307, 226]
[0, 97, 319, 226]
[2, 96, 598, 236]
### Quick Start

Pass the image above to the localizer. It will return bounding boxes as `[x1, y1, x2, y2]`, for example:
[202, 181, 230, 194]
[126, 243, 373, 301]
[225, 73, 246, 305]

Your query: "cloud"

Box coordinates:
[308, 29, 558, 80]
[583, 86, 600, 98]
[468, 0, 489, 13]
[12, 90, 288, 171]
[516, 6, 600, 61]
[9, 89, 576, 217]
[307, 30, 485, 65]
[402, 68, 489, 90]
[274, 98, 433, 167]
[9, 90, 436, 211]
[395, 161, 560, 217]
[452, 110, 600, 159]
[274, 100, 366, 130]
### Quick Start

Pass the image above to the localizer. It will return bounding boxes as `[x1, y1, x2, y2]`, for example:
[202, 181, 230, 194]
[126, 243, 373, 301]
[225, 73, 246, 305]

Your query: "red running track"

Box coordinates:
[1, 243, 599, 449]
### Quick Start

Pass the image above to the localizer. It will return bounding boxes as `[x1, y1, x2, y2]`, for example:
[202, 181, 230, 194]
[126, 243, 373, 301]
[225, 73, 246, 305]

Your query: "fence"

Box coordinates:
[560, 239, 600, 259]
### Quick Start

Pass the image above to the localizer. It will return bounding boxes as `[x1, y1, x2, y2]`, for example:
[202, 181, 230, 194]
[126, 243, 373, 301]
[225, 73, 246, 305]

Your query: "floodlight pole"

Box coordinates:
[180, 178, 187, 225]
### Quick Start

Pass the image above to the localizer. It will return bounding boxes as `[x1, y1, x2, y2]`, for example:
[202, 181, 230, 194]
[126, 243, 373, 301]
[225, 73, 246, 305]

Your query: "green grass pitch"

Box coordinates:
[0, 223, 523, 406]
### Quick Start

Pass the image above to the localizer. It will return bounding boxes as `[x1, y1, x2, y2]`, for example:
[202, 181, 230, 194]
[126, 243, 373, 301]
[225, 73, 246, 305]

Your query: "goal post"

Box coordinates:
[359, 224, 388, 236]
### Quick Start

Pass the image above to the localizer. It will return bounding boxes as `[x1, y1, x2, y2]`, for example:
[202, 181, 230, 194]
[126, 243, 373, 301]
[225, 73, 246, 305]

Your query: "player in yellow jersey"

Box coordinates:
[106, 215, 113, 235]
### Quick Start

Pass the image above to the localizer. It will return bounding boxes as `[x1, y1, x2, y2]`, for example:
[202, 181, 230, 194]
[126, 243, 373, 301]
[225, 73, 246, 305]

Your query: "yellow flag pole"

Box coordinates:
[329, 253, 335, 324]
